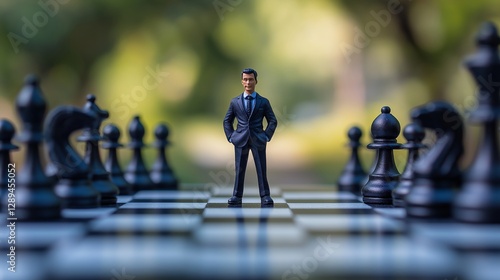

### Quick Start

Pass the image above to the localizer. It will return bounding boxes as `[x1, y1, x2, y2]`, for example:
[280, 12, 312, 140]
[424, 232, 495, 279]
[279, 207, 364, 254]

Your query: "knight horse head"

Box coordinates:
[411, 101, 464, 178]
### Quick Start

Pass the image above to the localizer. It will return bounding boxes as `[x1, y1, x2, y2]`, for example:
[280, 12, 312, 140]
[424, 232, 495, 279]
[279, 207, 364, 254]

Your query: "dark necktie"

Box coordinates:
[245, 95, 254, 116]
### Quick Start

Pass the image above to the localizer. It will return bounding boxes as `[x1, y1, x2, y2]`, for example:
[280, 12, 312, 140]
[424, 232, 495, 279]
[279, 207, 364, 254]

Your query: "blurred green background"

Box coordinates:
[1, 0, 499, 186]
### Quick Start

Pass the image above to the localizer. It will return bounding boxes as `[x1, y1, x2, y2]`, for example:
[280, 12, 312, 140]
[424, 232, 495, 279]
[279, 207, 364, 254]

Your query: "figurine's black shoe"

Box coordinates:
[228, 196, 242, 205]
[261, 195, 274, 206]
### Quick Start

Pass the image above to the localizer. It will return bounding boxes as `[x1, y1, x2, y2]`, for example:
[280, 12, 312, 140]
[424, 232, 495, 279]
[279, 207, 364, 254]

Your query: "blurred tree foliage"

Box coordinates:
[1, 0, 499, 183]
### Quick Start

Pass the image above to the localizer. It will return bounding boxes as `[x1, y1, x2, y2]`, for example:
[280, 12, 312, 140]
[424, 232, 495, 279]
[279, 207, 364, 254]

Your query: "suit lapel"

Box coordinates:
[237, 94, 245, 115]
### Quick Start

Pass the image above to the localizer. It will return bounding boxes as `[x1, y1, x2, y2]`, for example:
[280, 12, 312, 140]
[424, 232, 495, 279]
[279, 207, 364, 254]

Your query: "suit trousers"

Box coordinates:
[232, 139, 270, 198]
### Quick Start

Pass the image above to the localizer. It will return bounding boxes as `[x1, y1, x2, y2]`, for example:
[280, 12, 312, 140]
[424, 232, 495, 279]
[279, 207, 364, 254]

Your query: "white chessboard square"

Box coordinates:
[133, 190, 211, 201]
[283, 191, 358, 200]
[287, 202, 372, 209]
[294, 214, 405, 233]
[120, 202, 206, 209]
[89, 214, 202, 233]
[193, 223, 306, 246]
[207, 197, 286, 204]
[203, 207, 293, 219]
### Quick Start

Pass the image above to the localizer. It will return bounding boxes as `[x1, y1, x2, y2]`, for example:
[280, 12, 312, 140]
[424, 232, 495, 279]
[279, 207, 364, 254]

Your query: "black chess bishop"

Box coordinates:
[11, 75, 62, 219]
[125, 115, 155, 191]
[362, 106, 402, 205]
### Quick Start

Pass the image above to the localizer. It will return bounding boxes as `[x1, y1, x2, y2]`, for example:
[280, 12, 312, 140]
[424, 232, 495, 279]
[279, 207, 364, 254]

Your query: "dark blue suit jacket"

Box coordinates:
[223, 93, 278, 149]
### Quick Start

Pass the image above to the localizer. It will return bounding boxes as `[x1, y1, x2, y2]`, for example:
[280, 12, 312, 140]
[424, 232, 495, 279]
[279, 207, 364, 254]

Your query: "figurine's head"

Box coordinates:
[241, 68, 258, 93]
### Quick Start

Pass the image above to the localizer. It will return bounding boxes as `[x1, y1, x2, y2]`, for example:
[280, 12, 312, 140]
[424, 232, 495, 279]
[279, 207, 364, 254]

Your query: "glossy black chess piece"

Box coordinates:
[124, 116, 154, 192]
[405, 101, 464, 219]
[102, 124, 133, 195]
[392, 123, 425, 207]
[337, 126, 366, 194]
[362, 106, 402, 205]
[13, 75, 62, 219]
[150, 123, 178, 190]
[0, 119, 19, 210]
[45, 105, 100, 208]
[455, 22, 500, 223]
[77, 94, 118, 205]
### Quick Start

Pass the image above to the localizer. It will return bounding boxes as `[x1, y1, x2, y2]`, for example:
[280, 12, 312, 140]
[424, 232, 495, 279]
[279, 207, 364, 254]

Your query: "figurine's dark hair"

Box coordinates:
[241, 68, 258, 82]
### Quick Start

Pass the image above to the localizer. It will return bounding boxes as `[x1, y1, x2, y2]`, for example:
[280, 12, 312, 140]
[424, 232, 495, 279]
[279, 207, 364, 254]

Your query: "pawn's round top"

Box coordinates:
[348, 126, 362, 142]
[103, 124, 120, 142]
[370, 106, 401, 141]
[155, 124, 169, 140]
[153, 123, 170, 147]
[403, 123, 425, 142]
[402, 123, 426, 149]
[102, 124, 122, 149]
[0, 119, 19, 151]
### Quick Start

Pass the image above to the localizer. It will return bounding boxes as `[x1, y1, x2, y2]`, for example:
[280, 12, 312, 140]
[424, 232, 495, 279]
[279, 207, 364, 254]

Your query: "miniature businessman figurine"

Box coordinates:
[224, 68, 278, 206]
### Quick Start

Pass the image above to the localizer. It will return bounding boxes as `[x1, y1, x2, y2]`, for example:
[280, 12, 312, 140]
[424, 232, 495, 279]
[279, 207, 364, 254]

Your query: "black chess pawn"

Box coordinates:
[362, 106, 402, 205]
[11, 75, 61, 219]
[455, 22, 500, 223]
[102, 124, 133, 195]
[77, 94, 119, 205]
[337, 126, 366, 194]
[405, 101, 464, 219]
[124, 116, 154, 192]
[45, 106, 100, 208]
[150, 123, 178, 190]
[0, 119, 19, 208]
[392, 123, 425, 207]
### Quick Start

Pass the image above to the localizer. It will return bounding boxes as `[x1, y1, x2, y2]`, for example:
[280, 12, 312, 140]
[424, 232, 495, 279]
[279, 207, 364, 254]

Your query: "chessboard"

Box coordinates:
[1, 183, 499, 280]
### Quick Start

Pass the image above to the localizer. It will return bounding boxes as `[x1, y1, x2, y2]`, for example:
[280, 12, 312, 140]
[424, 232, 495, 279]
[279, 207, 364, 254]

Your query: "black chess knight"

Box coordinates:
[405, 101, 464, 219]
